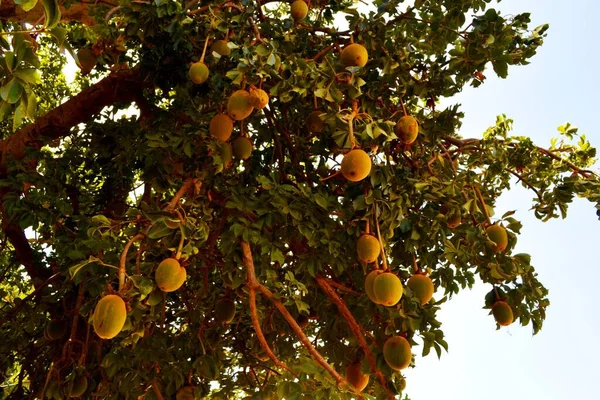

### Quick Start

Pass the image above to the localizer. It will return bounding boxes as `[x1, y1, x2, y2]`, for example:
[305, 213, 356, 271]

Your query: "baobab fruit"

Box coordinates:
[147, 289, 163, 306]
[356, 234, 380, 263]
[155, 258, 187, 292]
[215, 298, 236, 323]
[210, 39, 231, 56]
[447, 212, 461, 229]
[306, 110, 325, 133]
[486, 224, 508, 252]
[210, 113, 234, 142]
[364, 269, 382, 304]
[76, 48, 97, 75]
[395, 115, 419, 144]
[218, 142, 233, 168]
[93, 294, 127, 339]
[44, 320, 66, 341]
[383, 336, 412, 371]
[341, 149, 371, 182]
[345, 362, 369, 392]
[67, 375, 88, 398]
[492, 301, 514, 326]
[372, 272, 403, 306]
[189, 61, 209, 84]
[439, 204, 450, 215]
[227, 90, 253, 120]
[248, 88, 269, 109]
[341, 43, 368, 67]
[176, 386, 196, 400]
[290, 0, 308, 21]
[407, 274, 434, 305]
[232, 136, 253, 159]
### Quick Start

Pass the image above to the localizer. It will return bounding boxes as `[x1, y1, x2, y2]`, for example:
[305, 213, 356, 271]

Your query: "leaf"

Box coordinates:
[15, 0, 38, 12]
[13, 68, 42, 85]
[0, 79, 23, 104]
[147, 221, 173, 239]
[42, 0, 61, 29]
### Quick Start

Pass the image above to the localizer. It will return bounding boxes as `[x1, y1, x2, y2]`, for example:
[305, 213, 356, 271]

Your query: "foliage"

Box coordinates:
[0, 0, 598, 399]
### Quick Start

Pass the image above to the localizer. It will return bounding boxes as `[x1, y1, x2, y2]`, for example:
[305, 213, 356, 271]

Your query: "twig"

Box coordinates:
[316, 276, 394, 400]
[323, 278, 361, 296]
[0, 273, 60, 328]
[471, 185, 491, 225]
[506, 169, 543, 202]
[151, 380, 165, 400]
[164, 178, 197, 211]
[118, 233, 146, 292]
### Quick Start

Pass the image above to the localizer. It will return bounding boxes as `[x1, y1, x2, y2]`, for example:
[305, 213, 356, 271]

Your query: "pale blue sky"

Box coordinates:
[405, 1, 600, 399]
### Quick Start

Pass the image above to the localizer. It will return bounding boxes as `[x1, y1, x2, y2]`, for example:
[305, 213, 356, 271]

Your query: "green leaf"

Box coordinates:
[14, 0, 38, 12]
[13, 68, 42, 84]
[42, 0, 61, 29]
[0, 79, 23, 104]
[147, 221, 173, 239]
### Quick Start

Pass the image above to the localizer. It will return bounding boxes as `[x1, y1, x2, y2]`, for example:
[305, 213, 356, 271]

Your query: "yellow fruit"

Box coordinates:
[210, 39, 231, 56]
[383, 336, 412, 371]
[486, 224, 508, 252]
[232, 136, 253, 159]
[447, 213, 461, 229]
[68, 375, 88, 398]
[372, 272, 403, 306]
[215, 298, 236, 323]
[341, 149, 371, 182]
[218, 142, 233, 168]
[290, 0, 308, 21]
[248, 88, 269, 109]
[189, 61, 209, 84]
[345, 362, 369, 392]
[210, 113, 234, 142]
[176, 386, 196, 400]
[364, 270, 382, 304]
[306, 110, 325, 133]
[44, 320, 66, 341]
[341, 43, 368, 67]
[356, 234, 380, 263]
[93, 295, 127, 339]
[155, 258, 187, 292]
[407, 274, 434, 305]
[227, 90, 253, 120]
[76, 48, 97, 75]
[395, 115, 419, 144]
[492, 301, 514, 326]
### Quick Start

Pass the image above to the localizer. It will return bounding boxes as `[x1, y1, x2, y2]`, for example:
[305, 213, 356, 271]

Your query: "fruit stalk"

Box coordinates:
[472, 184, 491, 225]
[118, 233, 146, 292]
[374, 203, 389, 271]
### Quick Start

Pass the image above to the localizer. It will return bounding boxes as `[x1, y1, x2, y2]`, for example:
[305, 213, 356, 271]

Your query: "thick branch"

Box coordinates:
[316, 276, 395, 400]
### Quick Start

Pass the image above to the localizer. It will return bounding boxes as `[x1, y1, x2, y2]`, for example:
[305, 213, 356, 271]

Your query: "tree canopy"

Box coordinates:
[0, 0, 598, 399]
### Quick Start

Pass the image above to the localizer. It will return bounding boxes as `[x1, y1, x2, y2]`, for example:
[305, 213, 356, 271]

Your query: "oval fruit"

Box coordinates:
[341, 43, 368, 67]
[492, 301, 514, 326]
[218, 142, 233, 169]
[93, 294, 127, 339]
[341, 149, 371, 182]
[356, 234, 380, 263]
[76, 48, 97, 75]
[210, 39, 231, 56]
[407, 274, 434, 305]
[215, 298, 236, 323]
[395, 115, 419, 144]
[210, 113, 234, 142]
[447, 213, 461, 229]
[189, 61, 209, 84]
[372, 272, 403, 306]
[486, 224, 508, 252]
[155, 258, 187, 292]
[232, 136, 253, 160]
[248, 88, 269, 109]
[364, 269, 382, 304]
[44, 320, 66, 341]
[290, 0, 308, 21]
[383, 336, 412, 371]
[345, 362, 369, 392]
[227, 90, 253, 120]
[306, 110, 325, 133]
[68, 375, 88, 398]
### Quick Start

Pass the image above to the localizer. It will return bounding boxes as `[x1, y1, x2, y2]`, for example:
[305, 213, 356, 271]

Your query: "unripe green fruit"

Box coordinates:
[383, 336, 412, 370]
[232, 136, 253, 160]
[76, 48, 97, 75]
[372, 272, 403, 306]
[210, 40, 231, 56]
[407, 274, 434, 305]
[210, 113, 234, 142]
[492, 301, 514, 326]
[155, 258, 186, 292]
[290, 0, 308, 21]
[248, 88, 269, 109]
[68, 375, 88, 398]
[486, 224, 508, 252]
[147, 289, 163, 306]
[215, 298, 236, 323]
[45, 320, 66, 341]
[356, 234, 380, 263]
[93, 294, 127, 339]
[306, 110, 325, 133]
[395, 115, 419, 144]
[341, 43, 368, 67]
[341, 149, 371, 182]
[189, 61, 209, 84]
[364, 269, 383, 304]
[345, 362, 369, 392]
[227, 90, 253, 120]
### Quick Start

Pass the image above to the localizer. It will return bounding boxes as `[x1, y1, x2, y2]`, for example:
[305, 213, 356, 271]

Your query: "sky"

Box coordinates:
[401, 1, 600, 399]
